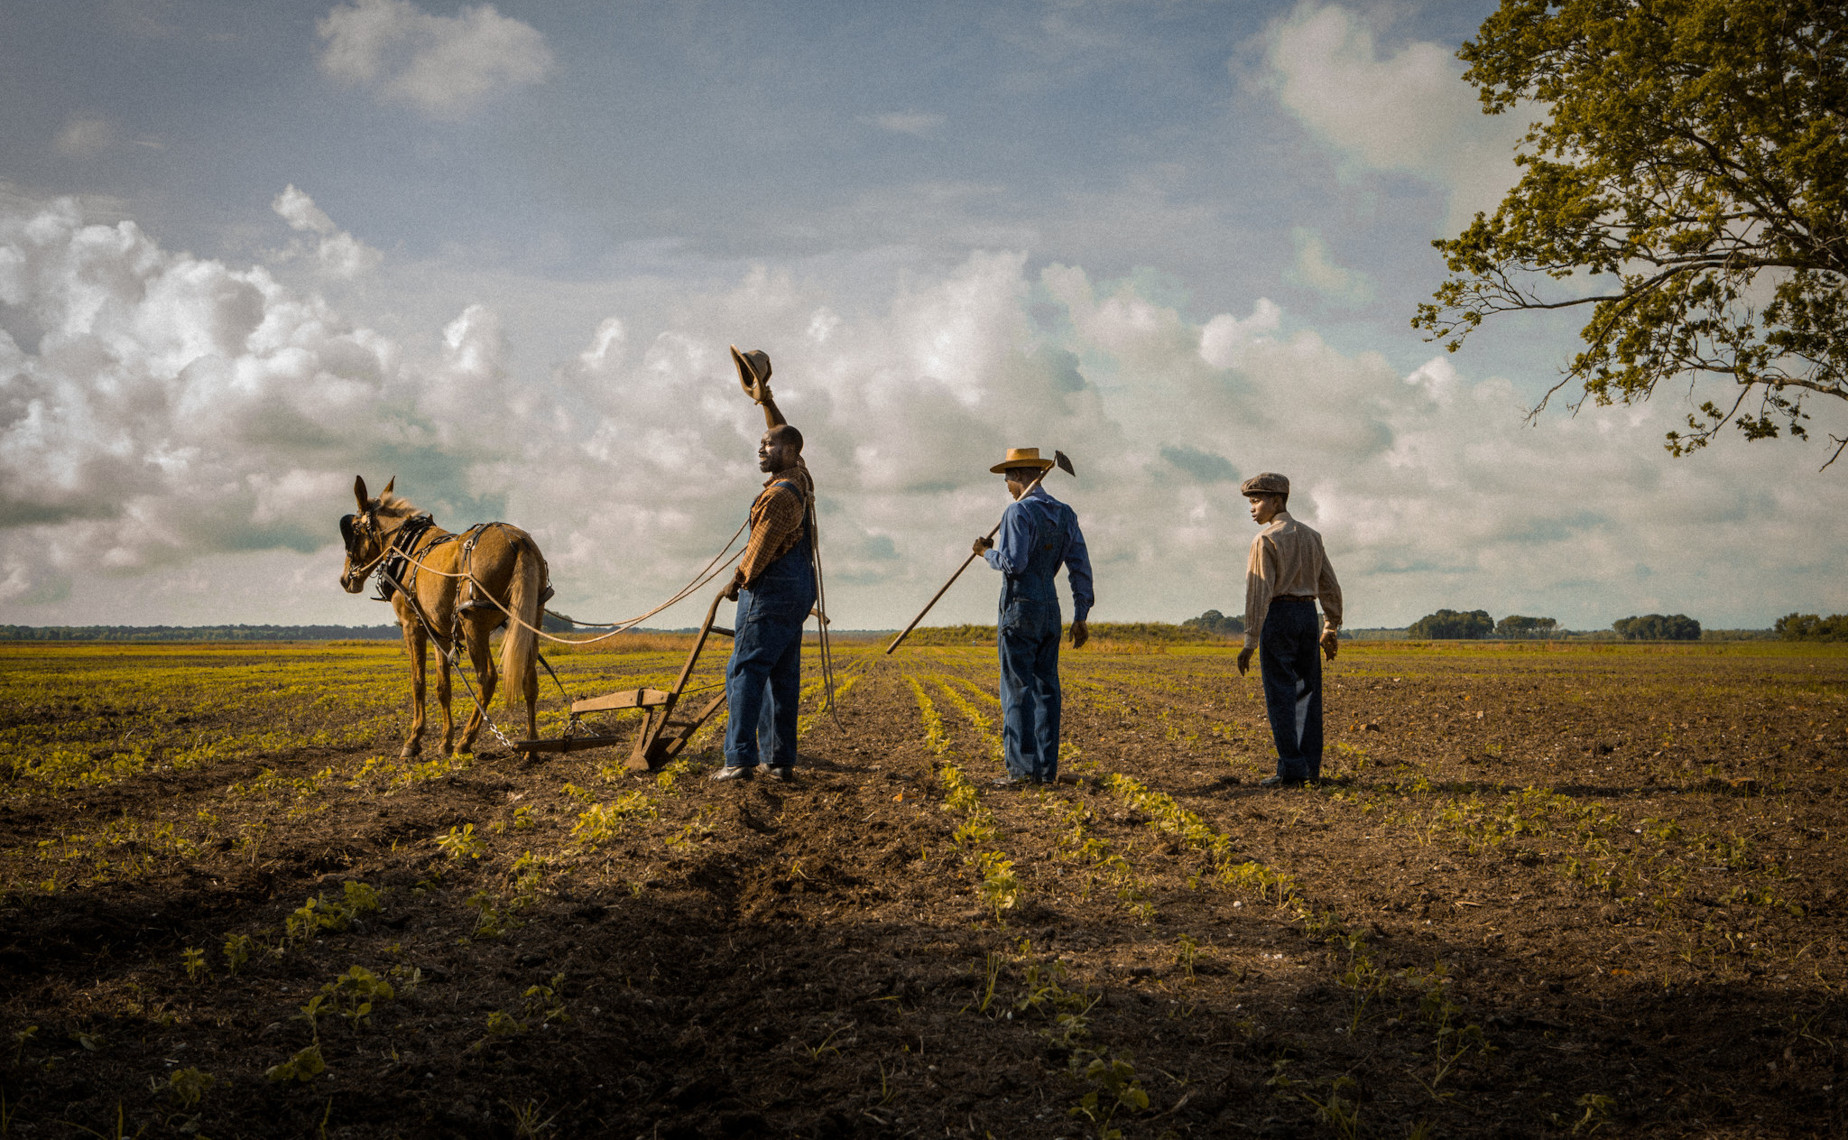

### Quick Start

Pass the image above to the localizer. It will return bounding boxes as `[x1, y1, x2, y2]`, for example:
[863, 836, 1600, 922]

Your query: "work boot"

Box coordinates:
[1259, 774, 1303, 788]
[765, 766, 794, 783]
[990, 774, 1034, 790]
[711, 765, 754, 782]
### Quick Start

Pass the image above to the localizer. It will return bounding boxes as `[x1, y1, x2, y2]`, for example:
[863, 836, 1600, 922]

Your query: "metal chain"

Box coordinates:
[378, 564, 516, 753]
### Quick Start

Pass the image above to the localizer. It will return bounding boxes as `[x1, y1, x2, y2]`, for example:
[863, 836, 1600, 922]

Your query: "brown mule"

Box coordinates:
[339, 476, 549, 758]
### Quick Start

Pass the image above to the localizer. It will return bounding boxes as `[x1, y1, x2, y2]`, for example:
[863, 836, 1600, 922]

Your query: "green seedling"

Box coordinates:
[322, 965, 395, 1029]
[223, 933, 252, 974]
[466, 891, 515, 939]
[653, 758, 696, 791]
[503, 1098, 558, 1139]
[1337, 935, 1387, 1031]
[976, 952, 1005, 1015]
[1176, 934, 1198, 981]
[1068, 1051, 1149, 1140]
[283, 882, 381, 945]
[266, 1043, 326, 1083]
[978, 851, 1021, 919]
[295, 993, 328, 1039]
[436, 823, 486, 861]
[13, 1024, 37, 1063]
[471, 1009, 526, 1052]
[1570, 1093, 1616, 1135]
[512, 850, 550, 894]
[571, 792, 658, 847]
[522, 974, 571, 1027]
[180, 946, 207, 981]
[155, 1067, 214, 1109]
[342, 880, 383, 915]
[1300, 1075, 1362, 1140]
[807, 1024, 850, 1059]
[950, 816, 994, 849]
[907, 676, 950, 754]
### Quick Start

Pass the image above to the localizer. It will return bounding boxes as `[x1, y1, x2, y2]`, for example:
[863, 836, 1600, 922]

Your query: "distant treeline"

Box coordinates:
[1776, 613, 1848, 642]
[1357, 611, 1780, 642]
[902, 621, 1238, 647]
[0, 624, 402, 642]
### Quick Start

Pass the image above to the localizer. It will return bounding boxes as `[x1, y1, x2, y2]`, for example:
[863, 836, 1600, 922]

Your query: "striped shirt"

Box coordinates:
[1243, 512, 1342, 648]
[737, 458, 813, 587]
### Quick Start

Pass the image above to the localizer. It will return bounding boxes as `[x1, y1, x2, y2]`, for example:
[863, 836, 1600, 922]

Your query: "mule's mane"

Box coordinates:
[373, 491, 422, 522]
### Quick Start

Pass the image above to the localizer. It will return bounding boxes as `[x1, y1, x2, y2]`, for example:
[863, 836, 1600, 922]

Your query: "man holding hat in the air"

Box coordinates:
[973, 448, 1094, 788]
[1236, 472, 1342, 787]
[713, 347, 815, 783]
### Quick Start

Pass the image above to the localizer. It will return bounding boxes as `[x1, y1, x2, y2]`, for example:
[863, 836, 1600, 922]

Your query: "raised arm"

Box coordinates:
[757, 389, 787, 430]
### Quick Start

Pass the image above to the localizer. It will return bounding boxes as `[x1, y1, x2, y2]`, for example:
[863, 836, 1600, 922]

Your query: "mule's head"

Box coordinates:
[339, 475, 408, 593]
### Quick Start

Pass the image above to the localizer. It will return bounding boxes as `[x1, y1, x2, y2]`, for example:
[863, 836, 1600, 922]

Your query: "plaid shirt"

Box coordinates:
[736, 458, 813, 587]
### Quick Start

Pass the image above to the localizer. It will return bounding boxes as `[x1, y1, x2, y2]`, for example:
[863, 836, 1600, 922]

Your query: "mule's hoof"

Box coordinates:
[400, 744, 422, 759]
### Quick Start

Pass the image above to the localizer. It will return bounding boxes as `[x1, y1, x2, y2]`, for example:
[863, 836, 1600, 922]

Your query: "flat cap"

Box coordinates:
[1239, 472, 1289, 497]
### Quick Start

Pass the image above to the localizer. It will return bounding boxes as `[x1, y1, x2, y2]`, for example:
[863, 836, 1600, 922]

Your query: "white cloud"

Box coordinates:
[1199, 298, 1281, 369]
[1259, 4, 1533, 230]
[1287, 227, 1372, 306]
[863, 112, 946, 137]
[1, 192, 1843, 631]
[316, 0, 554, 120]
[54, 117, 114, 159]
[270, 185, 382, 278]
[272, 185, 336, 235]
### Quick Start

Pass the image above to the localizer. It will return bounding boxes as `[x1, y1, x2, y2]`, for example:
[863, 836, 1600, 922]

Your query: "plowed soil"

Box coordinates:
[1, 639, 1846, 1138]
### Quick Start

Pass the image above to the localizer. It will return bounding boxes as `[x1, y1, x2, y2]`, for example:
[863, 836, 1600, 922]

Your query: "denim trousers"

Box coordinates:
[1259, 598, 1324, 781]
[724, 550, 814, 768]
[998, 599, 1062, 781]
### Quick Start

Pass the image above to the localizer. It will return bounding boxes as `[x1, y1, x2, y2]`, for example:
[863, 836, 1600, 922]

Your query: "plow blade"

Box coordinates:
[511, 735, 627, 754]
[572, 687, 671, 714]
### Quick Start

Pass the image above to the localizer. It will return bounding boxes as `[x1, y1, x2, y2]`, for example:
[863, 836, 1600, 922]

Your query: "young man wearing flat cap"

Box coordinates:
[1235, 472, 1342, 787]
[973, 448, 1094, 788]
[714, 347, 816, 783]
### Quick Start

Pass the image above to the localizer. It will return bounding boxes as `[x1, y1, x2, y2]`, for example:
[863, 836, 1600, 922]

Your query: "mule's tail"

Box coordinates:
[501, 536, 543, 712]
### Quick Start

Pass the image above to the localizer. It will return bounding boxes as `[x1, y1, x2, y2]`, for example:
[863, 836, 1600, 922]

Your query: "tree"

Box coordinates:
[1414, 0, 1848, 467]
[1775, 612, 1848, 640]
[1181, 609, 1245, 637]
[1408, 609, 1495, 639]
[1613, 613, 1702, 639]
[1495, 614, 1560, 638]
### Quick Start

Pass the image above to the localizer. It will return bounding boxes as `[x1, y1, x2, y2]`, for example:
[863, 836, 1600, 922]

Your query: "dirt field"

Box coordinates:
[1, 637, 1845, 1138]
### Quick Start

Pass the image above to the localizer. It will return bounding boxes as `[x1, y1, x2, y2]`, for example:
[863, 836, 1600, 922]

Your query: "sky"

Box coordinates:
[1, 0, 1843, 633]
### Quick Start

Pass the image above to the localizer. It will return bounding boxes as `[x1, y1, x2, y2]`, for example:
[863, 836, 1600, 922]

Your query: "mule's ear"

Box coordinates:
[381, 476, 395, 498]
[354, 476, 370, 511]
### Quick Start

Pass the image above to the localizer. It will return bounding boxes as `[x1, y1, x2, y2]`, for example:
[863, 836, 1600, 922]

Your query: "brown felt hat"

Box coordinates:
[730, 346, 771, 393]
[1239, 472, 1290, 497]
[991, 447, 1056, 474]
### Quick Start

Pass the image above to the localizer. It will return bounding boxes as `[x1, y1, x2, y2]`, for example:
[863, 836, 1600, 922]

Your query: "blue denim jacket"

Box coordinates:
[984, 485, 1093, 622]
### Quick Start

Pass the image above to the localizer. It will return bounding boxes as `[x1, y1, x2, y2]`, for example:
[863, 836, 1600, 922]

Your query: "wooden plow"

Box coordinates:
[510, 589, 733, 772]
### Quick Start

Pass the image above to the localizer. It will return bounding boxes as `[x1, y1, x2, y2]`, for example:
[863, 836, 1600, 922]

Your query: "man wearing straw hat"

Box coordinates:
[973, 448, 1094, 788]
[713, 347, 815, 783]
[1235, 472, 1342, 787]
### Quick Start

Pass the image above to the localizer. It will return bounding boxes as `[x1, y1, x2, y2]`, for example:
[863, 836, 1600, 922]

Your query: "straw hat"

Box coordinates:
[990, 447, 1056, 474]
[1239, 472, 1289, 497]
[731, 346, 771, 397]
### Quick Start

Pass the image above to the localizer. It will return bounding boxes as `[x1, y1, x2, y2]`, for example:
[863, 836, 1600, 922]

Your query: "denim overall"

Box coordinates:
[724, 505, 815, 769]
[997, 500, 1073, 781]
